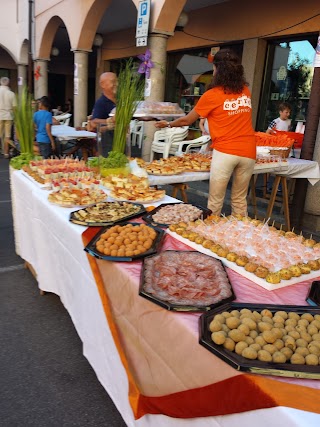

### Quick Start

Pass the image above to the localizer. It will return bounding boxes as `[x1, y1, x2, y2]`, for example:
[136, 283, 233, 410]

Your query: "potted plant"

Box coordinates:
[10, 86, 38, 170]
[97, 58, 145, 177]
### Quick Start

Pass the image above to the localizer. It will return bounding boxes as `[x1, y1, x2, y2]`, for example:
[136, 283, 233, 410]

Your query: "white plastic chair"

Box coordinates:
[131, 120, 144, 148]
[54, 113, 72, 126]
[172, 135, 211, 156]
[150, 126, 189, 161]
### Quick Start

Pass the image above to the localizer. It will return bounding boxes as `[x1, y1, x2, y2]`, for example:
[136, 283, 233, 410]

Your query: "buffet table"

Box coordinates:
[149, 158, 320, 230]
[10, 169, 320, 427]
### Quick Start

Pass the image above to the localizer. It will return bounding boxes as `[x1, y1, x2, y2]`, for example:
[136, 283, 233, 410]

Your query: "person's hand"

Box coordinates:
[202, 130, 209, 135]
[155, 120, 169, 129]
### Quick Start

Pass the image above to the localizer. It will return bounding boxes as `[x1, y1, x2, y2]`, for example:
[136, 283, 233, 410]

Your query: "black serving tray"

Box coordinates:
[139, 250, 235, 312]
[69, 201, 146, 227]
[306, 281, 320, 307]
[141, 203, 212, 228]
[84, 222, 165, 262]
[199, 302, 320, 379]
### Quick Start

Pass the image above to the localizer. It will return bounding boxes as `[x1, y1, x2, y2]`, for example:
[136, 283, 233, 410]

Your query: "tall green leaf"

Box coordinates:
[14, 86, 34, 155]
[112, 58, 145, 153]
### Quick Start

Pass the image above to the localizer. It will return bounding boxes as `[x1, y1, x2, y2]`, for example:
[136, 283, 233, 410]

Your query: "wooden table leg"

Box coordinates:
[249, 175, 257, 217]
[281, 176, 290, 231]
[266, 175, 281, 222]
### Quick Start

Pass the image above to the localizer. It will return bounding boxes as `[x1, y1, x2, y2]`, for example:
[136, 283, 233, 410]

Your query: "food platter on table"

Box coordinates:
[109, 187, 166, 204]
[48, 188, 107, 207]
[84, 222, 165, 262]
[69, 201, 146, 227]
[166, 215, 320, 291]
[139, 250, 235, 312]
[142, 203, 212, 228]
[199, 302, 320, 379]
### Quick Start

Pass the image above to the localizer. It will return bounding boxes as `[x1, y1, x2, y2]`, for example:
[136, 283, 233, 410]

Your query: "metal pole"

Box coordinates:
[28, 0, 34, 93]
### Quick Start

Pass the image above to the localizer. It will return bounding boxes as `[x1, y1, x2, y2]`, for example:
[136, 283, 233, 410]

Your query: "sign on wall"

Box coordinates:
[136, 0, 150, 47]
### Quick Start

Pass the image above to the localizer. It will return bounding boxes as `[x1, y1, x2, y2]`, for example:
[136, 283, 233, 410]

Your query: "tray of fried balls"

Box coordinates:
[84, 222, 165, 262]
[199, 302, 320, 379]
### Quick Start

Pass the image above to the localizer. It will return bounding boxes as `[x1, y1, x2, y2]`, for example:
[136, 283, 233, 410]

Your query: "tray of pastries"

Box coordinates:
[145, 162, 185, 176]
[142, 203, 211, 227]
[85, 222, 165, 262]
[48, 188, 107, 207]
[69, 201, 145, 226]
[199, 302, 320, 378]
[109, 186, 165, 203]
[139, 250, 235, 312]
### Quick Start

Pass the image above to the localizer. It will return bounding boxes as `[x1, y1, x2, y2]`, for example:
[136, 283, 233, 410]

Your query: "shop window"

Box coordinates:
[257, 35, 317, 132]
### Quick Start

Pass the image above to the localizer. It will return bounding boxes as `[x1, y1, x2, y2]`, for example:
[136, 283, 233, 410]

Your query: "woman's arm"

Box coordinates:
[155, 108, 200, 129]
[46, 123, 56, 151]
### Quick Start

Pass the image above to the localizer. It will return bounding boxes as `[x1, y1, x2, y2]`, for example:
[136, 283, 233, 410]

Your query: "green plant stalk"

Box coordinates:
[112, 58, 145, 153]
[14, 86, 34, 155]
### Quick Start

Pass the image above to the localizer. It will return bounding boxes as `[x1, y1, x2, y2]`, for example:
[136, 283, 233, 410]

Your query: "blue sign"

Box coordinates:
[140, 2, 148, 16]
[138, 18, 142, 27]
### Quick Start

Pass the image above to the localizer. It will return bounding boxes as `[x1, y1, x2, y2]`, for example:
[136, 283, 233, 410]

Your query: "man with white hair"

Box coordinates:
[0, 77, 17, 158]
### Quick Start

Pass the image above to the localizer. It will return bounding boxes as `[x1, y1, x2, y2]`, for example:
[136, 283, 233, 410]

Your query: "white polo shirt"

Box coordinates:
[0, 85, 17, 120]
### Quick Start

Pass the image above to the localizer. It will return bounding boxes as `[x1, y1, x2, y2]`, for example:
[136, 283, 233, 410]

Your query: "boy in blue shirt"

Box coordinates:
[33, 96, 56, 158]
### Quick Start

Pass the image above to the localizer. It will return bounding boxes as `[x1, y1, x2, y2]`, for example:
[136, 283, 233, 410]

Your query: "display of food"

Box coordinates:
[149, 203, 204, 225]
[168, 216, 320, 284]
[48, 188, 106, 207]
[109, 186, 165, 203]
[144, 153, 212, 175]
[101, 173, 149, 190]
[145, 162, 185, 175]
[51, 177, 100, 191]
[70, 201, 144, 225]
[199, 303, 320, 378]
[134, 101, 184, 116]
[140, 251, 233, 309]
[22, 165, 46, 184]
[93, 223, 160, 258]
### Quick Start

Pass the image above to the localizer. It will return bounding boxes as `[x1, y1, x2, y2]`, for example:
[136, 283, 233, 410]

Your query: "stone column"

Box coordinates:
[142, 33, 169, 161]
[303, 120, 320, 230]
[34, 59, 48, 99]
[242, 39, 267, 127]
[73, 50, 89, 127]
[17, 64, 27, 96]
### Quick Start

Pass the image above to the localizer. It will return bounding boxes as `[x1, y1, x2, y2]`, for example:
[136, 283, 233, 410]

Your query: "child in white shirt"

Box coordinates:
[266, 102, 291, 134]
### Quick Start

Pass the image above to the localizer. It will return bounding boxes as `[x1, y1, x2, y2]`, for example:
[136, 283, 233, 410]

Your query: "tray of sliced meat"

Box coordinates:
[141, 203, 212, 227]
[139, 250, 235, 311]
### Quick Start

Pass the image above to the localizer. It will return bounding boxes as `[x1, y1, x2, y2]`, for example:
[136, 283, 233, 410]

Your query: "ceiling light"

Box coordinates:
[51, 47, 59, 56]
[93, 34, 103, 47]
[175, 11, 189, 31]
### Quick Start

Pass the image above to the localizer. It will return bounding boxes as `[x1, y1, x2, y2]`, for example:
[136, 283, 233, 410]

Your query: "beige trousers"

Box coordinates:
[208, 150, 255, 216]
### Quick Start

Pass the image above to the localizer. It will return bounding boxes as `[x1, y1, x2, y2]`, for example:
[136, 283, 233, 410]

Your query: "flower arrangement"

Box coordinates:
[137, 48, 154, 79]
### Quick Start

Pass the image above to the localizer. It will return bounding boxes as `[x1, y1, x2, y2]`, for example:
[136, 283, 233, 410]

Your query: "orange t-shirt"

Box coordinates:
[195, 86, 256, 159]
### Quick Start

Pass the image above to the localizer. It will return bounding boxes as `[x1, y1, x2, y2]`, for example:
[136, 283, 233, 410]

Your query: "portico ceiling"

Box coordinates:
[96, 0, 230, 34]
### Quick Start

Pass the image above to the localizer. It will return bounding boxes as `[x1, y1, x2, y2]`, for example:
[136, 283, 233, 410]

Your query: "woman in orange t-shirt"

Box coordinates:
[155, 49, 256, 216]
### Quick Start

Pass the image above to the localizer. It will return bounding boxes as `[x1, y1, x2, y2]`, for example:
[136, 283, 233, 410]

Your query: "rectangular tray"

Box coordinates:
[141, 203, 212, 228]
[139, 250, 235, 312]
[84, 222, 165, 262]
[166, 229, 320, 291]
[199, 302, 320, 379]
[306, 281, 320, 306]
[69, 201, 146, 227]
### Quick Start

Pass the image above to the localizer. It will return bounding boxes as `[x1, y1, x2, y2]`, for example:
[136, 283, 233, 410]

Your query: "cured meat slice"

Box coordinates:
[141, 251, 233, 307]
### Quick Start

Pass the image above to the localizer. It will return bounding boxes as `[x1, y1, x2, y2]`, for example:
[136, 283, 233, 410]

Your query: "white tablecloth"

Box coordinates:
[148, 158, 320, 186]
[10, 170, 320, 427]
[52, 125, 96, 140]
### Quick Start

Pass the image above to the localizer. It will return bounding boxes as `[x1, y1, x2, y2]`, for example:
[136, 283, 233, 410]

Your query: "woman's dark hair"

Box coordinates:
[207, 49, 248, 94]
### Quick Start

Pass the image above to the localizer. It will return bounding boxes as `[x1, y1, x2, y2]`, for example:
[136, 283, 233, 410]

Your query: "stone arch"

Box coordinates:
[0, 44, 17, 64]
[77, 0, 112, 50]
[18, 39, 29, 65]
[37, 15, 67, 59]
